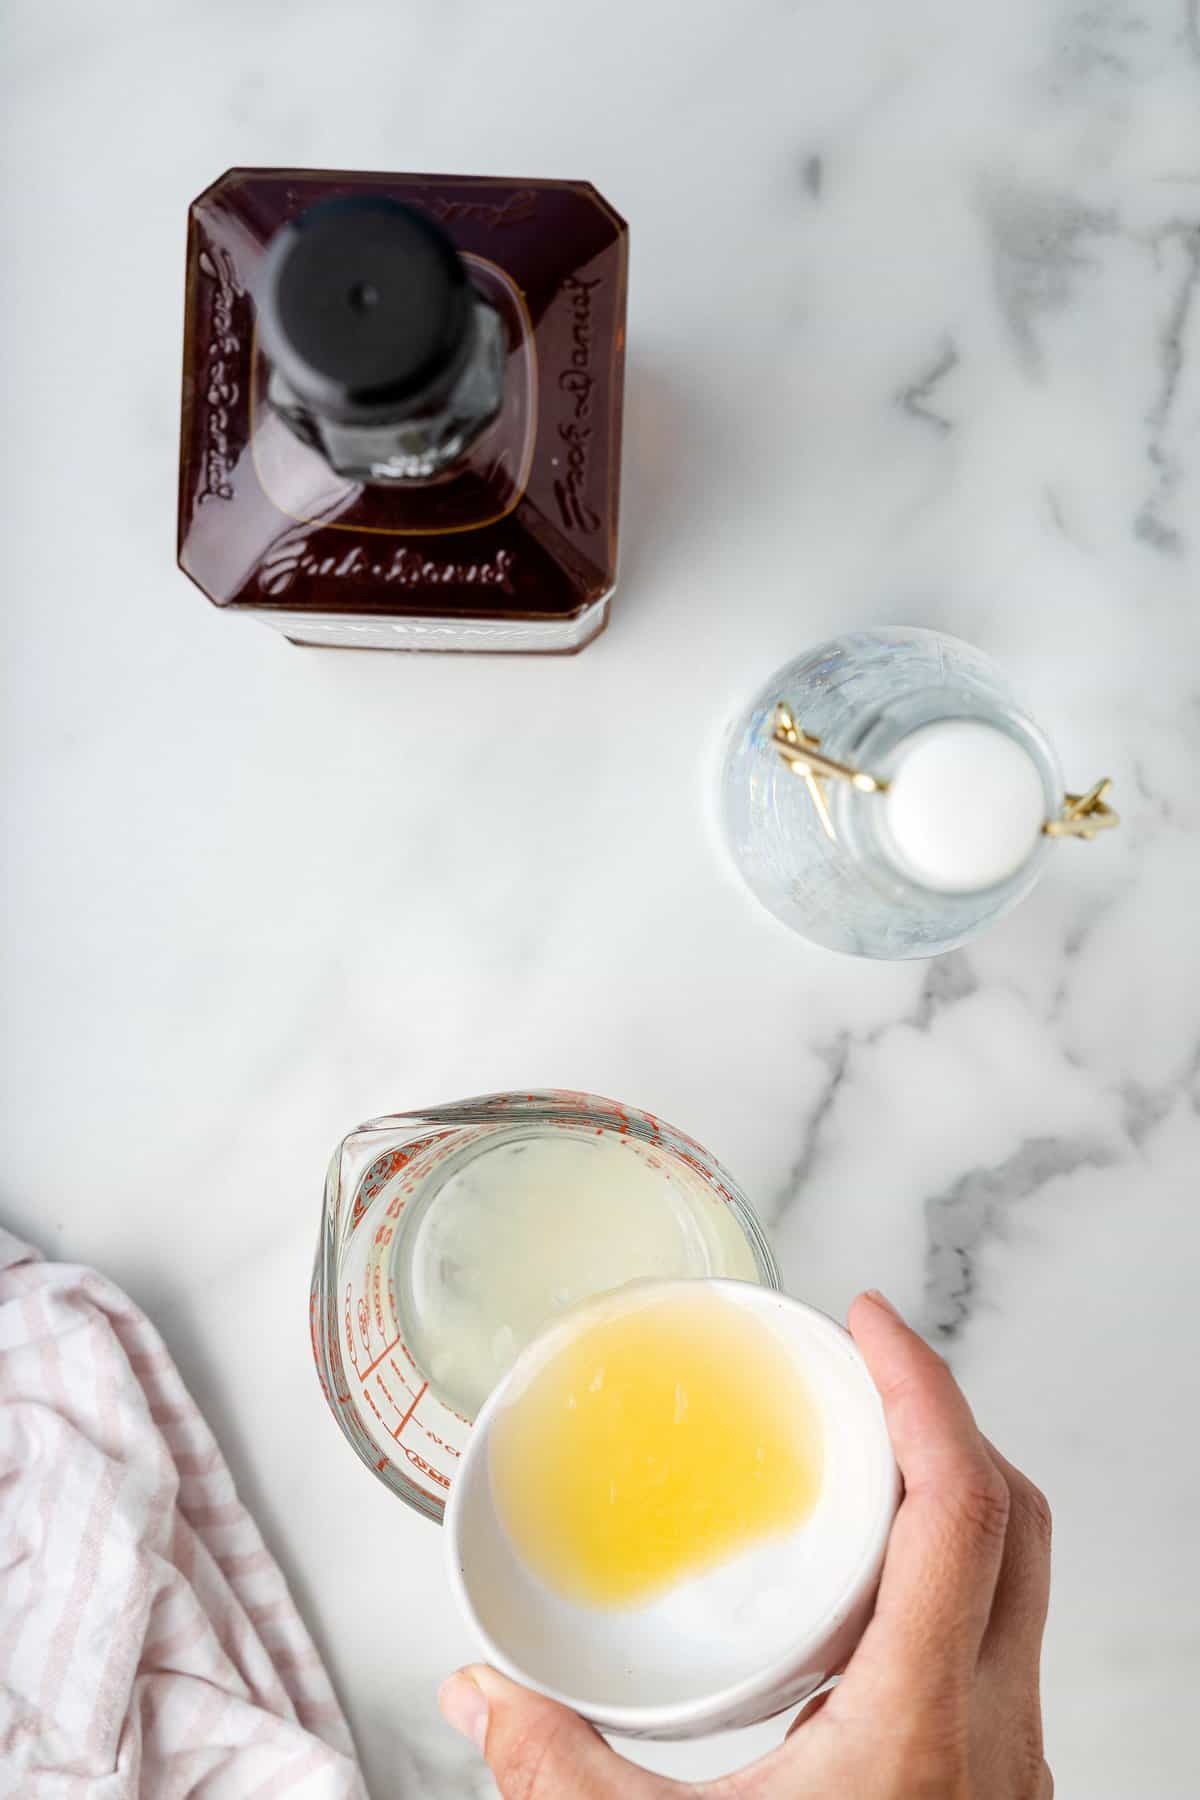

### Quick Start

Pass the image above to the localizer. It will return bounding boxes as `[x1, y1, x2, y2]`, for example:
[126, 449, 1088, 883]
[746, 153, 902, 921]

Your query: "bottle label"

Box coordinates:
[245, 596, 610, 652]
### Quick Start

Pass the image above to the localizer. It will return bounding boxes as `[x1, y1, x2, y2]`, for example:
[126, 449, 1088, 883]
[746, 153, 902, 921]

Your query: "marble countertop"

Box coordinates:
[4, 1, 1199, 1794]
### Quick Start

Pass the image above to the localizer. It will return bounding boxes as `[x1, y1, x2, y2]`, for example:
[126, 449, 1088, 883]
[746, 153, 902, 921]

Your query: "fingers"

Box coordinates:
[439, 1665, 667, 1800]
[980, 1438, 1052, 1677]
[842, 1292, 1010, 1690]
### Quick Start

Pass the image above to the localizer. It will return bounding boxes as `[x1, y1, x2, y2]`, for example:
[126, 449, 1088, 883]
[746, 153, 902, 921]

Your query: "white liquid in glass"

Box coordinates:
[392, 1131, 759, 1420]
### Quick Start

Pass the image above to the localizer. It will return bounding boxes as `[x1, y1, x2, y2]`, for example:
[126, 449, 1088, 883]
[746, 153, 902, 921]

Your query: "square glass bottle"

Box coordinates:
[178, 168, 628, 652]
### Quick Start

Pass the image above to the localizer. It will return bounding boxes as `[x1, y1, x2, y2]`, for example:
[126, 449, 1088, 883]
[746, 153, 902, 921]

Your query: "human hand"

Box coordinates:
[439, 1289, 1053, 1798]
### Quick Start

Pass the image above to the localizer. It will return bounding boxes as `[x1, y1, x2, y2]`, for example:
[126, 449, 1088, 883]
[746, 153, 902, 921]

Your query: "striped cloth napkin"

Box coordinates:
[0, 1227, 367, 1798]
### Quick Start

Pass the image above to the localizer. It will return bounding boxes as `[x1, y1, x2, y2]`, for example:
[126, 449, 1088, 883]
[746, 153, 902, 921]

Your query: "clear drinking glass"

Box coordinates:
[310, 1091, 780, 1521]
[719, 628, 1065, 959]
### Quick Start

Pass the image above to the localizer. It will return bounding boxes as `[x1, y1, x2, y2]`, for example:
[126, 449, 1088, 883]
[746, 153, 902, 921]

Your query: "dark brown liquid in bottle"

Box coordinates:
[178, 169, 628, 652]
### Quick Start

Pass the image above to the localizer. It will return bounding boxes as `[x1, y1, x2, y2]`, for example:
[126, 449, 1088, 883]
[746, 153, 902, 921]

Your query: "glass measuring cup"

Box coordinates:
[310, 1090, 780, 1521]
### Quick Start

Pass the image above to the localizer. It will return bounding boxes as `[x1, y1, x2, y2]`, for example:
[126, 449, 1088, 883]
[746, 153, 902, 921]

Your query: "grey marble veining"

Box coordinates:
[921, 1134, 1118, 1340]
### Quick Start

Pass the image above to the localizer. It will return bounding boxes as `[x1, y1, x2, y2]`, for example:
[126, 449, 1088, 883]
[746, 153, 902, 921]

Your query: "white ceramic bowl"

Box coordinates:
[445, 1280, 900, 1740]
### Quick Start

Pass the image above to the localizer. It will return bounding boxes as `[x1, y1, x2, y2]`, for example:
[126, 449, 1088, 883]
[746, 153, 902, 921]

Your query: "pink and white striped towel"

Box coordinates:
[0, 1227, 368, 1798]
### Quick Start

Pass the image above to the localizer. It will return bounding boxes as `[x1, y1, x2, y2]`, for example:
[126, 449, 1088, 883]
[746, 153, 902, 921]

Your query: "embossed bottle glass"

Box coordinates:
[178, 169, 628, 652]
[719, 628, 1096, 959]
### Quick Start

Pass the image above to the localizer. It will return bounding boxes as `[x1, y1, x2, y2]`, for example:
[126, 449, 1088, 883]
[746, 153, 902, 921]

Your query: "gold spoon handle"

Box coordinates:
[771, 704, 1119, 846]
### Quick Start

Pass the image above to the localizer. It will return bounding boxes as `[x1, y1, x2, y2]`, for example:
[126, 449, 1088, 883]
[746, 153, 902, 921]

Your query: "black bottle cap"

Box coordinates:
[258, 196, 474, 425]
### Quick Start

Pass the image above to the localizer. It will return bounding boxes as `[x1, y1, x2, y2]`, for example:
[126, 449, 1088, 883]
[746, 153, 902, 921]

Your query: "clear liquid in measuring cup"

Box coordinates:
[390, 1130, 759, 1421]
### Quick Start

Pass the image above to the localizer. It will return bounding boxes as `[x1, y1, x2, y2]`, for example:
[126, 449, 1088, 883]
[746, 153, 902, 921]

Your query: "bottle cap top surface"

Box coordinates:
[259, 196, 473, 423]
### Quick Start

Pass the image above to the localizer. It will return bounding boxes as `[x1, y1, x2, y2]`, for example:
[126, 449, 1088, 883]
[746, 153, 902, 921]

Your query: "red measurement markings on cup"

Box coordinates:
[424, 1428, 461, 1459]
[357, 1334, 403, 1380]
[392, 1382, 428, 1442]
[373, 1359, 429, 1446]
[402, 1447, 450, 1490]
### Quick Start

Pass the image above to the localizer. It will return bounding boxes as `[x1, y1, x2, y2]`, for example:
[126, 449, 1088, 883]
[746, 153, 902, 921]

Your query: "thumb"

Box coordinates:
[439, 1664, 665, 1799]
